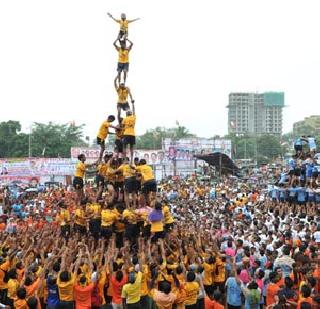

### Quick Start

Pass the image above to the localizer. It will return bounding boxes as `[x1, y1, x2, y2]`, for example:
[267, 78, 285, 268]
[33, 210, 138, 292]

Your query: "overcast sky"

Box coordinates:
[0, 0, 319, 141]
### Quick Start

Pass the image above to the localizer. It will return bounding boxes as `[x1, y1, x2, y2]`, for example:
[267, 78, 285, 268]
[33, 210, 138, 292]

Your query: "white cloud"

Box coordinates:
[0, 0, 319, 140]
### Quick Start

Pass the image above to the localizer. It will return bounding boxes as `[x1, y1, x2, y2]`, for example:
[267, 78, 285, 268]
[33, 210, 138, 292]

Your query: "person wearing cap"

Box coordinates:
[114, 78, 134, 123]
[122, 103, 136, 164]
[113, 38, 133, 84]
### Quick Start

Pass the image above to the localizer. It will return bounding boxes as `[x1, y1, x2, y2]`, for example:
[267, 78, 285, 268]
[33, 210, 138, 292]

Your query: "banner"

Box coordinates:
[0, 158, 75, 176]
[0, 176, 40, 185]
[164, 138, 232, 159]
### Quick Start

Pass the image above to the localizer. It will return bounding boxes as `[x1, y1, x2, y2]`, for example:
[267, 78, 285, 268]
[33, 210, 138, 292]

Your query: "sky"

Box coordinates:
[1, 0, 320, 142]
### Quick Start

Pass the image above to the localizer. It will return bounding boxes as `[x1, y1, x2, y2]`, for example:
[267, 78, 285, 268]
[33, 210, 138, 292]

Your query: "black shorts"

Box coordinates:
[101, 226, 113, 239]
[165, 223, 174, 232]
[142, 225, 151, 238]
[96, 174, 105, 188]
[115, 139, 124, 153]
[97, 137, 105, 146]
[142, 180, 157, 194]
[312, 171, 319, 178]
[114, 181, 124, 192]
[60, 224, 71, 238]
[124, 224, 138, 240]
[73, 177, 84, 190]
[289, 169, 295, 176]
[124, 177, 137, 193]
[122, 135, 136, 146]
[89, 219, 101, 239]
[294, 168, 301, 177]
[74, 223, 86, 235]
[117, 102, 130, 111]
[151, 230, 165, 243]
[135, 180, 141, 192]
[117, 62, 129, 73]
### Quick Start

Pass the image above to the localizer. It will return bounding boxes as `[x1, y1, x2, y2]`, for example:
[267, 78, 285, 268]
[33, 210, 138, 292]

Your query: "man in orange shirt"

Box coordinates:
[266, 272, 281, 306]
[73, 276, 94, 309]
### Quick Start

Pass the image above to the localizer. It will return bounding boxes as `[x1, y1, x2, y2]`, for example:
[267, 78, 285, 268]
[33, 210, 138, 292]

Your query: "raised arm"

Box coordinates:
[132, 101, 135, 115]
[114, 77, 119, 91]
[128, 87, 134, 102]
[107, 12, 118, 22]
[128, 18, 140, 23]
[113, 39, 119, 49]
[127, 39, 133, 50]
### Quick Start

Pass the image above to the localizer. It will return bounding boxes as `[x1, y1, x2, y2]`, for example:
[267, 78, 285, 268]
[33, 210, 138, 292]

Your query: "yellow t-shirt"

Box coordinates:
[117, 164, 135, 178]
[98, 163, 108, 176]
[7, 278, 19, 300]
[162, 206, 174, 225]
[203, 262, 214, 285]
[150, 221, 164, 233]
[117, 87, 130, 103]
[59, 209, 70, 226]
[75, 208, 86, 226]
[114, 209, 125, 232]
[101, 209, 117, 227]
[57, 273, 75, 301]
[75, 161, 86, 178]
[117, 47, 129, 63]
[97, 121, 112, 140]
[184, 281, 200, 306]
[116, 127, 124, 140]
[116, 19, 129, 32]
[90, 203, 101, 218]
[140, 265, 149, 297]
[121, 272, 142, 304]
[123, 115, 136, 136]
[122, 209, 137, 224]
[136, 165, 154, 183]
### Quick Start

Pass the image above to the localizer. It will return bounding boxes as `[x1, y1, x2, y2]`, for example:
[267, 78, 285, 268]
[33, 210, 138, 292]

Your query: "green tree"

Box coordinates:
[0, 121, 29, 157]
[136, 125, 195, 149]
[30, 122, 87, 157]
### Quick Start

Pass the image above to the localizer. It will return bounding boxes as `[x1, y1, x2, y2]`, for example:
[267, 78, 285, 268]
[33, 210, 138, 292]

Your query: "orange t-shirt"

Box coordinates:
[204, 296, 215, 309]
[266, 283, 280, 306]
[0, 223, 6, 231]
[74, 283, 94, 309]
[297, 297, 313, 309]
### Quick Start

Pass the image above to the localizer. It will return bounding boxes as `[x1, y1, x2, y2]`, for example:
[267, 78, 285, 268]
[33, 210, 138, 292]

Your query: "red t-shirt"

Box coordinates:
[111, 274, 128, 304]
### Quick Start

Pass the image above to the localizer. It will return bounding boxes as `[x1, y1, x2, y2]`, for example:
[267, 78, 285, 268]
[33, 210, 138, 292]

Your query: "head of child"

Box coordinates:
[107, 115, 115, 123]
[78, 154, 86, 163]
[187, 271, 196, 282]
[121, 13, 126, 20]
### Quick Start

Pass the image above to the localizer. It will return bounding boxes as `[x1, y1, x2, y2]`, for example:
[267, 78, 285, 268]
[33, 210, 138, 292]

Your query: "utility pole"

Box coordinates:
[28, 124, 33, 158]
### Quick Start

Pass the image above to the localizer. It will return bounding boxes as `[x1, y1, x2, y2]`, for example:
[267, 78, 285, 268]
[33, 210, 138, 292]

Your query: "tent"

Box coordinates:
[195, 152, 239, 175]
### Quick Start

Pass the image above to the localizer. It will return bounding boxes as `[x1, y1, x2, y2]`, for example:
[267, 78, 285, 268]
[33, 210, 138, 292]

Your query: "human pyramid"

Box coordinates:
[73, 13, 159, 209]
[97, 12, 140, 165]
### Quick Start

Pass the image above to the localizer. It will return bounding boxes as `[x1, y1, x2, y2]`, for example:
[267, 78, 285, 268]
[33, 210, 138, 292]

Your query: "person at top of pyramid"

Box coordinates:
[107, 12, 140, 41]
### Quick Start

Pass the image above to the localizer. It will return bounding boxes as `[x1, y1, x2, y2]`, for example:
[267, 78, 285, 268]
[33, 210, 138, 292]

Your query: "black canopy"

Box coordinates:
[195, 152, 239, 175]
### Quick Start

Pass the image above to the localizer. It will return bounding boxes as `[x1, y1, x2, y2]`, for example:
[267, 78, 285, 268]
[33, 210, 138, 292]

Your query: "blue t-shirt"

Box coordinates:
[226, 277, 242, 306]
[271, 189, 279, 199]
[46, 280, 60, 306]
[12, 204, 22, 215]
[279, 188, 287, 200]
[297, 187, 306, 202]
[289, 188, 298, 198]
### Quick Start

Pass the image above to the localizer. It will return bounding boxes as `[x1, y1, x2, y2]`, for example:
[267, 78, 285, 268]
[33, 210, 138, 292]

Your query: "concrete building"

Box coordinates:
[293, 115, 320, 135]
[227, 92, 284, 135]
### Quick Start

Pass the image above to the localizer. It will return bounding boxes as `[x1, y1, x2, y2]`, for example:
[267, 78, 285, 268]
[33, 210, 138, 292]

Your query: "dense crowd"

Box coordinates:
[0, 161, 319, 309]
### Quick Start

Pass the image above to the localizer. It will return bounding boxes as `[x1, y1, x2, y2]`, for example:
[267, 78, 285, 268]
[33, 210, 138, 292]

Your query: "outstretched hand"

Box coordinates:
[107, 12, 112, 18]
